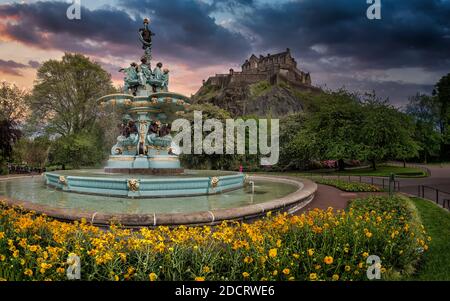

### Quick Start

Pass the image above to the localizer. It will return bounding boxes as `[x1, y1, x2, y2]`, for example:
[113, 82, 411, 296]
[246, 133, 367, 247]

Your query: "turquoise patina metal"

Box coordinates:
[45, 171, 245, 198]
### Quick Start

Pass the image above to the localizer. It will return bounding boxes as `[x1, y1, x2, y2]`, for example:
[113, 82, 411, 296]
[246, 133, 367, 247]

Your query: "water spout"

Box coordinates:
[249, 181, 255, 194]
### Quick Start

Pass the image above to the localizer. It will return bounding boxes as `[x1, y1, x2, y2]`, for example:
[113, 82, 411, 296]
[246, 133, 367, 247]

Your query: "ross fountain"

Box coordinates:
[44, 18, 245, 198]
[0, 19, 317, 227]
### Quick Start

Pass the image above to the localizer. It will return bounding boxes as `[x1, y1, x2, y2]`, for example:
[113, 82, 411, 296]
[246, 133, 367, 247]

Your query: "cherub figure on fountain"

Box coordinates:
[112, 117, 139, 155]
[119, 62, 140, 95]
[147, 121, 172, 149]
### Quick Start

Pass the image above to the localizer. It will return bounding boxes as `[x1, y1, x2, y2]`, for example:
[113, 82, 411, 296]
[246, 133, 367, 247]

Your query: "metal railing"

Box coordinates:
[417, 185, 450, 210]
[307, 173, 400, 191]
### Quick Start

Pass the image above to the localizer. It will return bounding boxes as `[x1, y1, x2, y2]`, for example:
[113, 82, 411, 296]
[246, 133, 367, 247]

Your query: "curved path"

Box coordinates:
[297, 184, 385, 213]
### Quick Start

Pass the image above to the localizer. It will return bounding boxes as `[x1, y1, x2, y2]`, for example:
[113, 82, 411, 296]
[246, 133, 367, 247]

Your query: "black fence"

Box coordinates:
[417, 185, 450, 210]
[307, 174, 401, 191]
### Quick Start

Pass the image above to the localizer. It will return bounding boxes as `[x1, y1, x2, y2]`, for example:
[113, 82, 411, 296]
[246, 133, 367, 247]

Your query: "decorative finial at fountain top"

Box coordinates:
[139, 17, 154, 62]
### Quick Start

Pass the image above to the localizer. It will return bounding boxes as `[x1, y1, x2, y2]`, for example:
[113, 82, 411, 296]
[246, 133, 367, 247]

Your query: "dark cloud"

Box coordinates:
[0, 0, 251, 66]
[117, 0, 252, 64]
[28, 60, 41, 69]
[232, 0, 450, 71]
[0, 0, 448, 104]
[215, 0, 450, 104]
[0, 59, 28, 76]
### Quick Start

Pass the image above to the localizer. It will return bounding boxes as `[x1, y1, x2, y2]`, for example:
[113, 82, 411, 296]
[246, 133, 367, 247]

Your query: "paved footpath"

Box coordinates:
[300, 164, 450, 212]
[298, 184, 386, 213]
[396, 164, 450, 197]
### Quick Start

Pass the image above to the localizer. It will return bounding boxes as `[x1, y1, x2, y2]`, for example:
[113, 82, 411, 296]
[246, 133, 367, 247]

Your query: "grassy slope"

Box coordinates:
[410, 198, 450, 280]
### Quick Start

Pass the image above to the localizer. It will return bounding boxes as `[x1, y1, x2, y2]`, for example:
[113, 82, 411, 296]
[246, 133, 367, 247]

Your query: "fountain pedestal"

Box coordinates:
[99, 92, 190, 175]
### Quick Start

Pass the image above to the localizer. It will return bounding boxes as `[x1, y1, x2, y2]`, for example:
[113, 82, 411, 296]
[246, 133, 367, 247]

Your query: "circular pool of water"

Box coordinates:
[0, 175, 297, 214]
[0, 174, 317, 227]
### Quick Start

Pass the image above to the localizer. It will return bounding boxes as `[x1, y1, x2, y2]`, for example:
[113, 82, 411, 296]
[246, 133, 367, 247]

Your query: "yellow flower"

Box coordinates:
[195, 276, 205, 281]
[242, 272, 250, 278]
[114, 275, 119, 281]
[24, 269, 33, 277]
[288, 276, 295, 281]
[0, 255, 5, 262]
[149, 273, 158, 281]
[381, 268, 386, 273]
[345, 265, 351, 271]
[13, 250, 19, 258]
[244, 256, 253, 264]
[269, 248, 277, 258]
[332, 274, 339, 281]
[0, 232, 4, 239]
[272, 270, 278, 276]
[324, 256, 334, 265]
[282, 268, 290, 275]
[202, 266, 211, 273]
[292, 253, 300, 259]
[307, 248, 314, 256]
[362, 252, 369, 258]
[309, 273, 317, 281]
[29, 245, 38, 252]
[276, 240, 282, 248]
[365, 232, 373, 238]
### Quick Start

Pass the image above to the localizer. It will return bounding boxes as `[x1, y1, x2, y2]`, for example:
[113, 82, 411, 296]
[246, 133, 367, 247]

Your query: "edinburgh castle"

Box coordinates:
[193, 48, 320, 117]
[202, 48, 314, 90]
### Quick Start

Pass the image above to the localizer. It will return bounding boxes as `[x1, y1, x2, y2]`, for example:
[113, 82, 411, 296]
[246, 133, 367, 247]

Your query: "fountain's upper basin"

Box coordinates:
[45, 169, 245, 198]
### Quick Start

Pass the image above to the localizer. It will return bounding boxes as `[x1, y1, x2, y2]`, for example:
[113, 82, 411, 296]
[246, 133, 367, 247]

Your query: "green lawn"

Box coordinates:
[409, 197, 450, 280]
[285, 165, 427, 178]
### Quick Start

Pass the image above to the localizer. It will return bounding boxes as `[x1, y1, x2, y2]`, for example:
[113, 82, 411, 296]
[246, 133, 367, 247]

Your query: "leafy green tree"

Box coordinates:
[278, 113, 307, 170]
[432, 73, 450, 159]
[29, 53, 114, 136]
[359, 96, 419, 169]
[280, 90, 419, 171]
[0, 82, 29, 174]
[48, 131, 106, 169]
[13, 136, 51, 168]
[178, 104, 242, 170]
[405, 93, 441, 163]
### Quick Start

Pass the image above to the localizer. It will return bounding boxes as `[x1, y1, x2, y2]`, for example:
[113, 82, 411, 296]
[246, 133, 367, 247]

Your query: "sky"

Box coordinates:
[0, 0, 449, 106]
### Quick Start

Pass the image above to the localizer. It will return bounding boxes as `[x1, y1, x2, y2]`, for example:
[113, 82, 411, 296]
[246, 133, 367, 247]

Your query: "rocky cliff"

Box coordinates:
[192, 80, 320, 117]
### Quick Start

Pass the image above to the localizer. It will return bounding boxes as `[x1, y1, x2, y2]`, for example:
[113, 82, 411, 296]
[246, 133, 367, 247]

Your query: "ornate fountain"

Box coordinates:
[99, 18, 190, 174]
[44, 18, 245, 198]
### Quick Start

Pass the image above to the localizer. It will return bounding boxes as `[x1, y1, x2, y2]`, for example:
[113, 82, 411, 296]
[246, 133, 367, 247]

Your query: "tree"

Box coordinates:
[0, 81, 29, 174]
[13, 136, 51, 168]
[29, 53, 114, 136]
[405, 94, 441, 163]
[177, 104, 241, 170]
[432, 73, 450, 159]
[281, 90, 419, 171]
[48, 131, 106, 169]
[359, 96, 419, 169]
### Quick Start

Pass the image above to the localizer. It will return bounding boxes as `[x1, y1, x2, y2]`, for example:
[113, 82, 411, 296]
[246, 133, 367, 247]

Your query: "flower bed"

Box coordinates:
[0, 196, 428, 281]
[312, 178, 382, 192]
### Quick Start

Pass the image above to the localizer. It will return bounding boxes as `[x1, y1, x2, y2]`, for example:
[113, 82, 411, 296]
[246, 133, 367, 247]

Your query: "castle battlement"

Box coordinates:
[203, 48, 312, 88]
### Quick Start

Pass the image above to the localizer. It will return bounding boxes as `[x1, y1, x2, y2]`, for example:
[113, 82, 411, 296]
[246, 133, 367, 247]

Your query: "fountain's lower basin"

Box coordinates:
[0, 173, 317, 227]
[45, 169, 245, 198]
